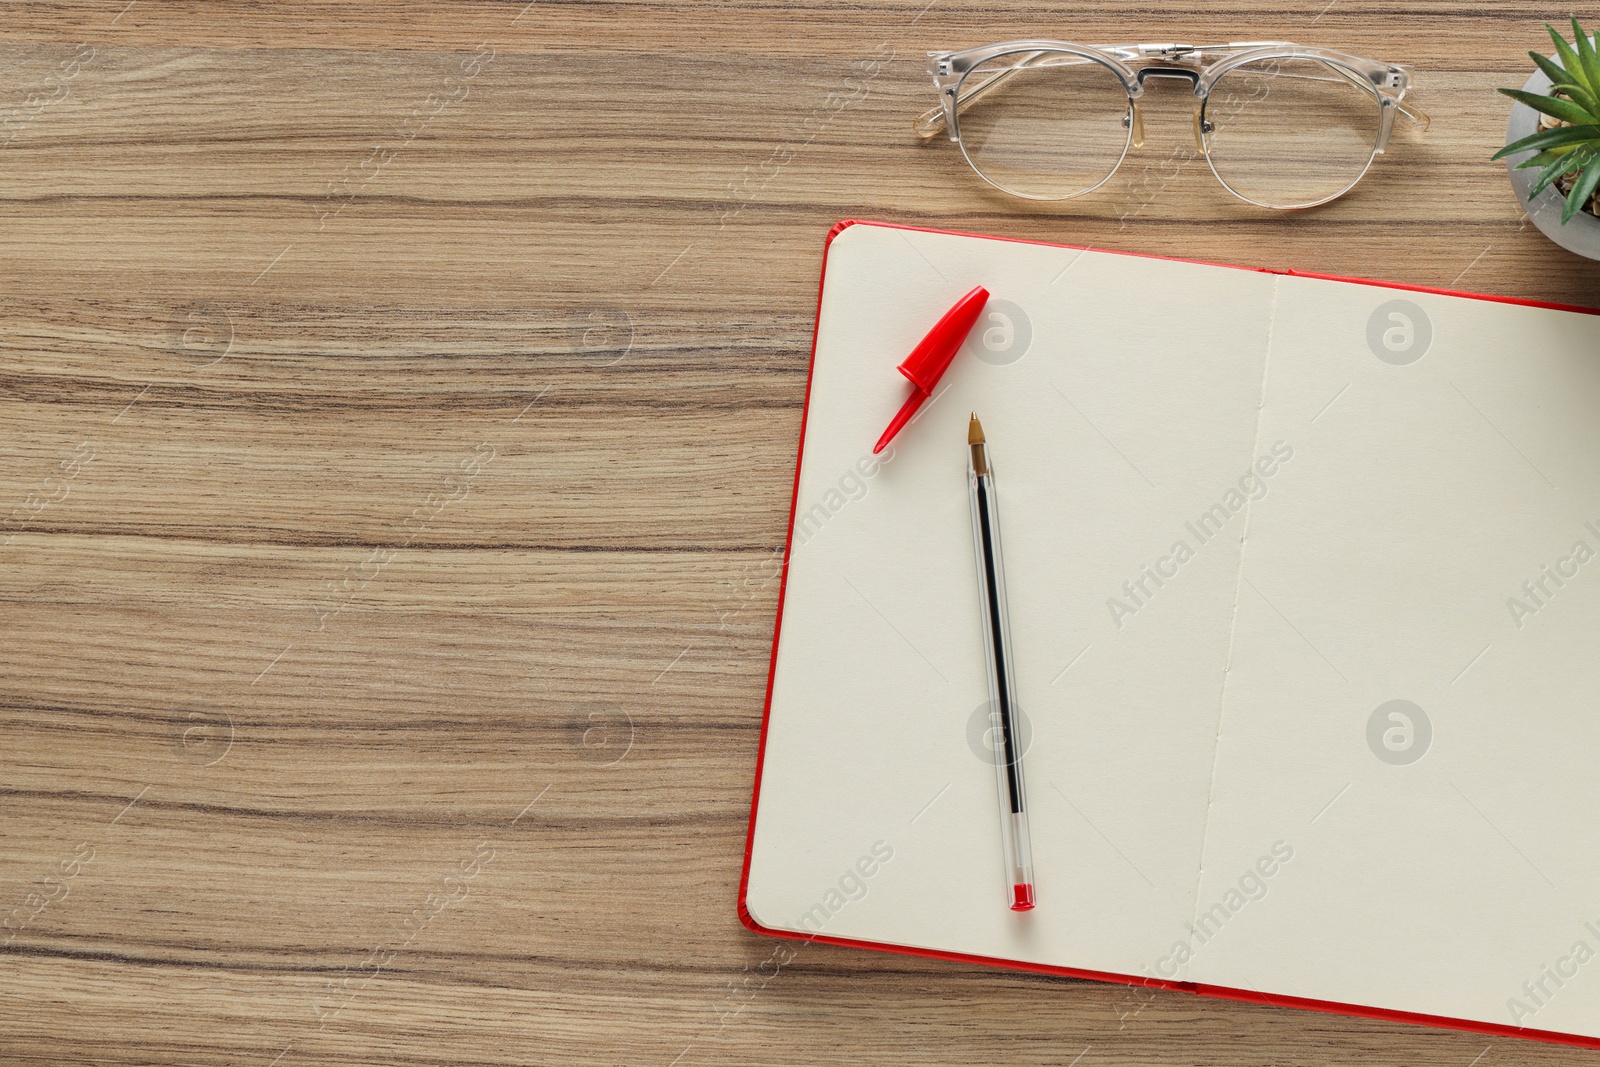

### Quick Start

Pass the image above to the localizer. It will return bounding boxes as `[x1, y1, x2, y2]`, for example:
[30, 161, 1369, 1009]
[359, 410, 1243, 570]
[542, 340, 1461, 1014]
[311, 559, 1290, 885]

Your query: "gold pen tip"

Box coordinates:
[968, 413, 985, 445]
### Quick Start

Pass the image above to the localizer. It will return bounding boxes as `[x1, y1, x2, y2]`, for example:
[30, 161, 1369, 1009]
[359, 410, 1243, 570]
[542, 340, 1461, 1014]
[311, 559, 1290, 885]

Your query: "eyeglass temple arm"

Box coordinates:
[913, 45, 1430, 138]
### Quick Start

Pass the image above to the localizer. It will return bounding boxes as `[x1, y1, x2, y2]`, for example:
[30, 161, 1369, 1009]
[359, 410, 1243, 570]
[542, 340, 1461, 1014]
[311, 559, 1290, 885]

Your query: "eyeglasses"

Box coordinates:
[915, 41, 1430, 209]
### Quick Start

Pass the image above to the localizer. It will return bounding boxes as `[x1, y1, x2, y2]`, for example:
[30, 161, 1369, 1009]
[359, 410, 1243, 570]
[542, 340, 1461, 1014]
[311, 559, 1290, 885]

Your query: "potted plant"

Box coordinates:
[1495, 19, 1600, 258]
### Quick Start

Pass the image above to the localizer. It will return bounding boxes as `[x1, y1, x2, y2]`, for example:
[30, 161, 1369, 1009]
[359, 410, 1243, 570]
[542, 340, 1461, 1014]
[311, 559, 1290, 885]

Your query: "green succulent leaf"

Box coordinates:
[1548, 23, 1592, 93]
[1527, 45, 1600, 111]
[1561, 152, 1600, 222]
[1530, 49, 1577, 90]
[1554, 81, 1600, 115]
[1573, 18, 1600, 97]
[1527, 159, 1567, 199]
[1523, 145, 1583, 168]
[1500, 87, 1597, 125]
[1530, 149, 1593, 198]
[1494, 122, 1600, 160]
[1497, 25, 1600, 170]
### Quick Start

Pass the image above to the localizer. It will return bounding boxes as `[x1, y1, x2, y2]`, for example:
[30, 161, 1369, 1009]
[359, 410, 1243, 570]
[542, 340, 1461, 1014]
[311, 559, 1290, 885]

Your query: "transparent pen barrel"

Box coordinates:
[969, 460, 1036, 910]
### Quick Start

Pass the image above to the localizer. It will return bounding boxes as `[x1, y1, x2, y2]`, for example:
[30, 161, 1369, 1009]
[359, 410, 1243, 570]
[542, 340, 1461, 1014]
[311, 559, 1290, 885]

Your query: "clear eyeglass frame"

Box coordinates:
[915, 40, 1431, 209]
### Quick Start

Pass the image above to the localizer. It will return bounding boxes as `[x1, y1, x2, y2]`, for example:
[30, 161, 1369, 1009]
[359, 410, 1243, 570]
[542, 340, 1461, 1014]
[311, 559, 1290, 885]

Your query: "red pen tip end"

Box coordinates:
[1010, 883, 1035, 911]
[874, 389, 926, 455]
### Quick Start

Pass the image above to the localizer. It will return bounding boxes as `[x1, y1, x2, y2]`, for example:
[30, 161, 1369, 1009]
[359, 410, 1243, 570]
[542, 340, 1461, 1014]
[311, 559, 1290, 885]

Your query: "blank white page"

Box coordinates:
[1191, 273, 1600, 1039]
[746, 223, 1275, 979]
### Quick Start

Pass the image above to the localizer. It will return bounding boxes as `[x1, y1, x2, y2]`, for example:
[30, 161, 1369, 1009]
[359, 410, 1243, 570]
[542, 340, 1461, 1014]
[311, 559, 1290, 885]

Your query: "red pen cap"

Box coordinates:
[898, 286, 989, 394]
[873, 286, 990, 454]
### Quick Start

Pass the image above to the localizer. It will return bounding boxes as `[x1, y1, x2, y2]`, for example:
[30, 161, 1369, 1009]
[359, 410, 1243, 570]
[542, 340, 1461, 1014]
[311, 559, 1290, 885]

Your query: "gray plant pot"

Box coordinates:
[1505, 62, 1600, 259]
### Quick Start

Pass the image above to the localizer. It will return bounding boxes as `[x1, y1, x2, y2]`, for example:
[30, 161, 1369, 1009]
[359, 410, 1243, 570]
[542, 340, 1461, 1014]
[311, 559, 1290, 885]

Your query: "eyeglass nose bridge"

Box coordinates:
[1132, 66, 1201, 88]
[1123, 67, 1203, 151]
[1127, 68, 1379, 161]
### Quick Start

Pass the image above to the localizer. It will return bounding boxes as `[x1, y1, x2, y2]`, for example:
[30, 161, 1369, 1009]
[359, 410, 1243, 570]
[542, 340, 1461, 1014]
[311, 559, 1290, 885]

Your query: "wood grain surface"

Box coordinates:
[3, 2, 1598, 1064]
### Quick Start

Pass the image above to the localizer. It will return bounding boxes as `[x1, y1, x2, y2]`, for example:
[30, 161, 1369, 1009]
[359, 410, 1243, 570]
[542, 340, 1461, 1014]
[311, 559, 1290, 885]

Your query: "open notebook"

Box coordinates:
[741, 220, 1600, 1049]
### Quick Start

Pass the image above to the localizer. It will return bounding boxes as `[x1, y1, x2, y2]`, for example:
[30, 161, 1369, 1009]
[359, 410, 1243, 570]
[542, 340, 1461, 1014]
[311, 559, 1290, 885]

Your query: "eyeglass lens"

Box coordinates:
[955, 52, 1132, 200]
[1202, 57, 1383, 207]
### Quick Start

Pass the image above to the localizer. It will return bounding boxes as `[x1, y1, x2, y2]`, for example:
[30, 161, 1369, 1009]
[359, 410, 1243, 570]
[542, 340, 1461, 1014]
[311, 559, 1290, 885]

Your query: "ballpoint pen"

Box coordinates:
[968, 413, 1036, 912]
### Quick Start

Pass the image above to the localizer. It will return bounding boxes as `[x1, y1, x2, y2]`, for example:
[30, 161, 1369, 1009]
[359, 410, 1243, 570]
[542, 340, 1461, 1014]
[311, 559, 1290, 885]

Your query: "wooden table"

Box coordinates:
[3, 3, 1596, 1064]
